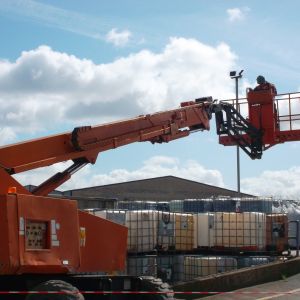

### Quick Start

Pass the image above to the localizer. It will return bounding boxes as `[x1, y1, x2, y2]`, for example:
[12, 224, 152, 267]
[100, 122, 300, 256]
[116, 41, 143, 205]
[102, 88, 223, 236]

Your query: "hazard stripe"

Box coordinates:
[0, 291, 299, 295]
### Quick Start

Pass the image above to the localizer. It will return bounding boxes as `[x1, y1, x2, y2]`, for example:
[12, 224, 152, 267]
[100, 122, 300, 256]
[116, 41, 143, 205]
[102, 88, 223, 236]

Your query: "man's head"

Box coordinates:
[257, 75, 266, 84]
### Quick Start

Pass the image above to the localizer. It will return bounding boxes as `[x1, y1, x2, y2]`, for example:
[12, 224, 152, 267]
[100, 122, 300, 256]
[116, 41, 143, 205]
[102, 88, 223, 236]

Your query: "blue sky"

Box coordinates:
[0, 0, 300, 198]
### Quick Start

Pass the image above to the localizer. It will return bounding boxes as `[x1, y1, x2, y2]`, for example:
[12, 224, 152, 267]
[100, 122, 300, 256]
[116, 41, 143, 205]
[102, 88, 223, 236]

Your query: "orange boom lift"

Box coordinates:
[0, 97, 212, 298]
[215, 90, 300, 158]
[0, 86, 299, 298]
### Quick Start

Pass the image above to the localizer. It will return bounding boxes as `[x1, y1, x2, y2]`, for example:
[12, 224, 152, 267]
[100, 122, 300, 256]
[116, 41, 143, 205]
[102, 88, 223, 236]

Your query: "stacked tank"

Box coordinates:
[192, 212, 269, 251]
[213, 198, 237, 212]
[86, 197, 287, 284]
[91, 210, 196, 252]
[126, 210, 158, 253]
[157, 211, 175, 251]
[90, 209, 158, 253]
[184, 256, 238, 280]
[128, 254, 276, 283]
[90, 207, 289, 254]
[183, 199, 213, 213]
[193, 213, 215, 248]
[157, 255, 185, 282]
[239, 198, 273, 213]
[118, 201, 170, 211]
[175, 213, 194, 251]
[157, 211, 206, 252]
[127, 255, 157, 277]
[214, 212, 266, 251]
[169, 200, 184, 213]
[168, 197, 273, 213]
[266, 214, 289, 252]
[236, 256, 275, 268]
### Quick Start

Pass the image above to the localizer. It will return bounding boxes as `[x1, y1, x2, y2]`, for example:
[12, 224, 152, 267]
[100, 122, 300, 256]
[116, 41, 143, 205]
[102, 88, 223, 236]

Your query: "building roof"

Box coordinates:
[62, 175, 253, 201]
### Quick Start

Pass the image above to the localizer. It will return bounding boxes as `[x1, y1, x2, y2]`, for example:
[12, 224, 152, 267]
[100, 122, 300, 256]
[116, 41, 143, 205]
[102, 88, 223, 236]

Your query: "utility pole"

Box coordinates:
[230, 70, 244, 196]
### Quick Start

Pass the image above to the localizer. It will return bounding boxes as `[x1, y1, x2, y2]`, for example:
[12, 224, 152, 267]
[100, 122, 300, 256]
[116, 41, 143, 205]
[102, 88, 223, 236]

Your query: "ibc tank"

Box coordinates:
[213, 198, 237, 212]
[157, 211, 175, 251]
[157, 202, 170, 211]
[127, 255, 157, 277]
[240, 197, 273, 213]
[92, 209, 158, 253]
[266, 214, 288, 252]
[144, 201, 158, 210]
[214, 212, 266, 250]
[175, 213, 194, 251]
[118, 201, 145, 210]
[237, 256, 274, 268]
[183, 199, 213, 213]
[193, 213, 215, 248]
[170, 200, 184, 212]
[126, 210, 158, 253]
[184, 256, 237, 280]
[157, 255, 185, 283]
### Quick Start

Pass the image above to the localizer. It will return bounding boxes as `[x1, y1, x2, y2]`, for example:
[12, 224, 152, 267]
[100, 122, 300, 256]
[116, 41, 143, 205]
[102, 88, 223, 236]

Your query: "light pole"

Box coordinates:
[230, 70, 243, 196]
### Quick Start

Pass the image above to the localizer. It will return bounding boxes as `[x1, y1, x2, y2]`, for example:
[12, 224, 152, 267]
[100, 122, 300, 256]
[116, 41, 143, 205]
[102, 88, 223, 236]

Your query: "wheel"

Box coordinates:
[138, 276, 174, 300]
[25, 280, 85, 300]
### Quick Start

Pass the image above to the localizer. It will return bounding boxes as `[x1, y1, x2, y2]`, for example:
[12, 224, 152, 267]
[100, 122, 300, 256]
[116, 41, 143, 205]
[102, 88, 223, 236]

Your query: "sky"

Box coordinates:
[0, 0, 300, 198]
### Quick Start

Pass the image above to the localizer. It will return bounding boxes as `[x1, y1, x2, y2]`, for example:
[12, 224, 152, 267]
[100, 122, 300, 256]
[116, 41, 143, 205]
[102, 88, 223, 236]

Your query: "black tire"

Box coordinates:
[25, 280, 85, 300]
[138, 276, 174, 300]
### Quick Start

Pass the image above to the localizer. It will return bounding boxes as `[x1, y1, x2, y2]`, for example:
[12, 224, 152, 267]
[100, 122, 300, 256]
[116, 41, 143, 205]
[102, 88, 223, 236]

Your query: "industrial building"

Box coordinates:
[61, 175, 252, 208]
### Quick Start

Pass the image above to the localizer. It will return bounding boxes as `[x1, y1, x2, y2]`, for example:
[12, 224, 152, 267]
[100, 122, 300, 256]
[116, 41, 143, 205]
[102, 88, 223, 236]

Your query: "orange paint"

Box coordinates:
[78, 211, 127, 273]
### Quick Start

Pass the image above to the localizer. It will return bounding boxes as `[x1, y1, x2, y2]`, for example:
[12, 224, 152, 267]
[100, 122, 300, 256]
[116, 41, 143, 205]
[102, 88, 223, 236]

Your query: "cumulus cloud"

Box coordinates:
[14, 161, 73, 189]
[227, 7, 250, 22]
[105, 28, 132, 46]
[0, 127, 17, 144]
[14, 155, 225, 190]
[242, 166, 300, 199]
[277, 92, 300, 131]
[0, 38, 238, 144]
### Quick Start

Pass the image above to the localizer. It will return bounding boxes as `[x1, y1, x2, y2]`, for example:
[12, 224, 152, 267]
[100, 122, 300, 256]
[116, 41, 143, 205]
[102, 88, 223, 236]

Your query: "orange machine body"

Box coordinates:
[0, 100, 210, 275]
[78, 211, 127, 273]
[247, 90, 278, 146]
[219, 90, 278, 148]
[0, 193, 127, 275]
[219, 90, 300, 152]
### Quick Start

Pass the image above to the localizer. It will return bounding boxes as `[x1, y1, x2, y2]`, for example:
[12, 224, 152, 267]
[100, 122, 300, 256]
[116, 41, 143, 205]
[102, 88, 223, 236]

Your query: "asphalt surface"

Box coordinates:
[198, 272, 300, 300]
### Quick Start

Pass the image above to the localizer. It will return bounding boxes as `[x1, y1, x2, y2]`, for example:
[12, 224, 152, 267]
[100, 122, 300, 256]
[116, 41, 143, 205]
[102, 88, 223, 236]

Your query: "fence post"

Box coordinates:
[296, 220, 300, 257]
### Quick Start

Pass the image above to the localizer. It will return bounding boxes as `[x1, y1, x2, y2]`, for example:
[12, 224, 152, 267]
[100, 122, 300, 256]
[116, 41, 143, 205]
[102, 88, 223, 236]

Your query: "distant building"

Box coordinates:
[62, 176, 253, 203]
[27, 176, 253, 209]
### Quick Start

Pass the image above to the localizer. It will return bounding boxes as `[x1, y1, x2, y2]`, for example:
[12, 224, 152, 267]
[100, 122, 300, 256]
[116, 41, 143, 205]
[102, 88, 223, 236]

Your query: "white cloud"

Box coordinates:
[106, 28, 132, 47]
[0, 127, 17, 144]
[14, 161, 73, 189]
[14, 154, 300, 200]
[227, 7, 249, 22]
[242, 166, 300, 199]
[14, 155, 225, 190]
[277, 92, 300, 131]
[0, 38, 238, 143]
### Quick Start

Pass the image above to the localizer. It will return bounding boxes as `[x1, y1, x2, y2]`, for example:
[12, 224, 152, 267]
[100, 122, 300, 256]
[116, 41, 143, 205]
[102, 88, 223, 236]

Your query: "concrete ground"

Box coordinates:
[199, 272, 300, 300]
